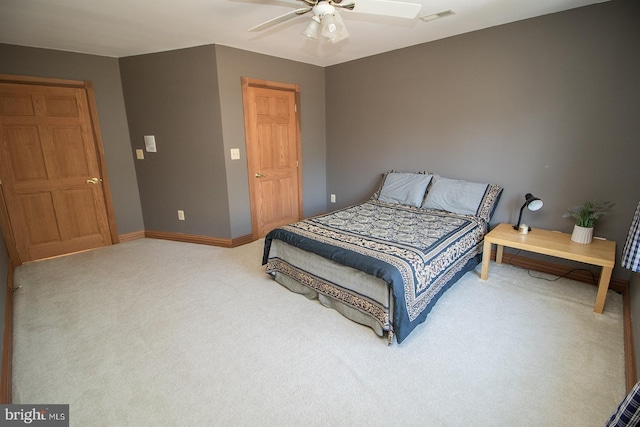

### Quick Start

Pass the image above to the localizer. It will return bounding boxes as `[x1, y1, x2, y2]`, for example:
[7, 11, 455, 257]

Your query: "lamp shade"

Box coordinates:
[528, 197, 543, 211]
[622, 201, 640, 272]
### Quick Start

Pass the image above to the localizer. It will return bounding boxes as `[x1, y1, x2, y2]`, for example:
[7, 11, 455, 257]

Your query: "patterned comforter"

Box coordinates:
[263, 200, 488, 343]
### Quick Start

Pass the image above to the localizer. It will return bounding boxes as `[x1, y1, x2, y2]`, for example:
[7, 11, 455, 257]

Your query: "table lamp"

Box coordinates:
[513, 193, 543, 232]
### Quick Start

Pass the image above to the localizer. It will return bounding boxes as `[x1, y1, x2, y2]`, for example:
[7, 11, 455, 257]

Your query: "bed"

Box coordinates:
[262, 172, 503, 344]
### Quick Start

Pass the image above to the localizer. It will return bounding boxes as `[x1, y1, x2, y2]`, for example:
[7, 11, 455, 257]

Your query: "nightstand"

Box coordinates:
[480, 223, 616, 313]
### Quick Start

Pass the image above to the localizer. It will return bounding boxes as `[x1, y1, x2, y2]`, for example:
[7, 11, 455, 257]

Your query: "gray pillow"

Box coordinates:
[422, 175, 494, 217]
[378, 172, 433, 207]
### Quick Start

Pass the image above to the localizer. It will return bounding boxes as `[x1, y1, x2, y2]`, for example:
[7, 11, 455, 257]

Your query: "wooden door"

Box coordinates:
[242, 78, 302, 239]
[0, 78, 114, 262]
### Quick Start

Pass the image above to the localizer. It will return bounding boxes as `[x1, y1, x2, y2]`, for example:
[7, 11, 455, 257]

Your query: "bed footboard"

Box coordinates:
[266, 240, 394, 342]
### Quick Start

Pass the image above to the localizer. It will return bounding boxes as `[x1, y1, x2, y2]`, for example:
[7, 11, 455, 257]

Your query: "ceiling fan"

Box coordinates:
[249, 0, 422, 43]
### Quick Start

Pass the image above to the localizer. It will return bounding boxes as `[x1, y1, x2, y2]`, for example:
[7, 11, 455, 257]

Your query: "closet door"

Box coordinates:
[0, 80, 113, 262]
[242, 77, 302, 238]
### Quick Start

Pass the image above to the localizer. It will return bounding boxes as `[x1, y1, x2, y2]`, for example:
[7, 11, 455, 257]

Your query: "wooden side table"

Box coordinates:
[480, 223, 616, 313]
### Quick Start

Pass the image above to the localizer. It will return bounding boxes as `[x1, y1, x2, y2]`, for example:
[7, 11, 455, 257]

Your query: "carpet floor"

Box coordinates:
[12, 238, 625, 426]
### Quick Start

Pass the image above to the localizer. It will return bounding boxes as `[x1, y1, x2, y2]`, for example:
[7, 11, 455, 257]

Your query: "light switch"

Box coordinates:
[144, 135, 157, 152]
[230, 148, 240, 160]
[135, 149, 144, 160]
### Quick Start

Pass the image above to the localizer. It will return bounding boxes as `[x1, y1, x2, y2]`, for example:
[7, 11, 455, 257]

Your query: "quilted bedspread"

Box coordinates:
[263, 200, 488, 343]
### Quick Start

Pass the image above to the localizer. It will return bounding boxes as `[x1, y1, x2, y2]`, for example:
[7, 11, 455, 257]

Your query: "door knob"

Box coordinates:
[86, 177, 100, 184]
[255, 173, 266, 178]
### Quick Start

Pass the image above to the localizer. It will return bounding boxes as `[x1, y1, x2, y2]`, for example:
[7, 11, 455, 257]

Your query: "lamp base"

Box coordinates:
[513, 224, 532, 234]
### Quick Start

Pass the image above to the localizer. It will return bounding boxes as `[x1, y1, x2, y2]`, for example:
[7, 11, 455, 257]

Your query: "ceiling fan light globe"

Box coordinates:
[329, 29, 349, 43]
[302, 18, 320, 39]
[325, 11, 349, 43]
[321, 14, 337, 36]
[322, 13, 348, 42]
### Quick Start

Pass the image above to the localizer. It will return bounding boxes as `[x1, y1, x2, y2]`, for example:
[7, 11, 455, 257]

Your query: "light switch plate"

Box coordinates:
[135, 149, 144, 159]
[144, 135, 157, 152]
[230, 148, 240, 160]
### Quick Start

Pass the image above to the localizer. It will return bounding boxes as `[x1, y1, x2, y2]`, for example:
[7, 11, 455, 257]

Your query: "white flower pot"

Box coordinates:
[571, 225, 593, 244]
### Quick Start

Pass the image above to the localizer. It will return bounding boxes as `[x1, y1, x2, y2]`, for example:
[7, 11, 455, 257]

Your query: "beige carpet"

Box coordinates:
[12, 238, 625, 426]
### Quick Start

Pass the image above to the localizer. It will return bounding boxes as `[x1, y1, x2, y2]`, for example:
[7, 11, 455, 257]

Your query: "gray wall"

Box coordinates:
[0, 44, 145, 235]
[119, 45, 231, 237]
[326, 0, 640, 280]
[119, 45, 326, 239]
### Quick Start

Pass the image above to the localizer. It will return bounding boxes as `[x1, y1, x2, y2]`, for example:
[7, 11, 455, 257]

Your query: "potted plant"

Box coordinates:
[563, 200, 614, 244]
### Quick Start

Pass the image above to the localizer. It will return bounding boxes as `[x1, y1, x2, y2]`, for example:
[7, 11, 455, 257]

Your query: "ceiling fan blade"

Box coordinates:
[248, 7, 312, 32]
[333, 2, 356, 11]
[347, 0, 422, 19]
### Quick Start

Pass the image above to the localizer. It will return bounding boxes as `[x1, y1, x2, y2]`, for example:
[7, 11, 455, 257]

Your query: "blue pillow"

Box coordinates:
[422, 175, 503, 221]
[377, 172, 433, 207]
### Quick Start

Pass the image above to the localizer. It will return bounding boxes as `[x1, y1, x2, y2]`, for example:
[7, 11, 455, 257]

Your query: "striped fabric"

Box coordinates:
[607, 381, 640, 426]
[622, 201, 640, 272]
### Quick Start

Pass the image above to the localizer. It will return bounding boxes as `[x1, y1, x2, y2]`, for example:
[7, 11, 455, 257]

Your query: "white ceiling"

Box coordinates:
[0, 0, 608, 67]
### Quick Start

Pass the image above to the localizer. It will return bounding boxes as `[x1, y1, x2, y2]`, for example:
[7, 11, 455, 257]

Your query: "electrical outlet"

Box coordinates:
[330, 194, 336, 203]
[177, 210, 185, 221]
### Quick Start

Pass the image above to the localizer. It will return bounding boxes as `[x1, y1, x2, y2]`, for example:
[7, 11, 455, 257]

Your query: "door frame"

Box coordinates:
[0, 74, 119, 265]
[241, 77, 303, 240]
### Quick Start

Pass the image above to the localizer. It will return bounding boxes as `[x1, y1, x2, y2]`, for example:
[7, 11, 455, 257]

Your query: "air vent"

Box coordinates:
[419, 10, 456, 22]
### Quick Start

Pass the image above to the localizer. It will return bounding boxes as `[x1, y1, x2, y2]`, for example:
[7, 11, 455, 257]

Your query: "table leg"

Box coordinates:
[593, 266, 613, 314]
[481, 239, 492, 280]
[496, 244, 504, 264]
